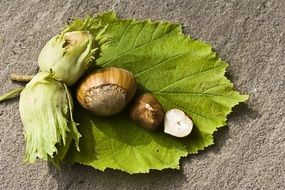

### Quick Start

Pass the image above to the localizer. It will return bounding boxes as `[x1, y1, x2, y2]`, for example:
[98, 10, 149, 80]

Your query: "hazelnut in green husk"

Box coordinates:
[38, 31, 96, 86]
[19, 72, 80, 164]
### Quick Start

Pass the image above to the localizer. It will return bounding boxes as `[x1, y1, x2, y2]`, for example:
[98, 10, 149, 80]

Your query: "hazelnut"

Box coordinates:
[130, 94, 164, 130]
[76, 67, 137, 116]
[164, 108, 193, 137]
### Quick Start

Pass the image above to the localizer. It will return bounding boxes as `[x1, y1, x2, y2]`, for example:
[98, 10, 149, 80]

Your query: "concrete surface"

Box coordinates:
[0, 0, 284, 189]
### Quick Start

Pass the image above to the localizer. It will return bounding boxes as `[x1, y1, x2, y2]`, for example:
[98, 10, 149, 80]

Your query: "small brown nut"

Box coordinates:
[76, 67, 137, 116]
[129, 94, 164, 130]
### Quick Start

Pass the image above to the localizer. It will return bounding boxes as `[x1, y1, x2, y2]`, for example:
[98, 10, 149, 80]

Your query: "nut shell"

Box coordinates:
[77, 67, 137, 116]
[130, 94, 164, 130]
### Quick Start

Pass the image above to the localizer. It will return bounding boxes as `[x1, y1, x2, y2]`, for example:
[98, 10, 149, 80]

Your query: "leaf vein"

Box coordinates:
[110, 127, 125, 170]
[114, 21, 133, 57]
[155, 64, 225, 93]
[133, 22, 147, 48]
[101, 26, 178, 67]
[135, 51, 189, 76]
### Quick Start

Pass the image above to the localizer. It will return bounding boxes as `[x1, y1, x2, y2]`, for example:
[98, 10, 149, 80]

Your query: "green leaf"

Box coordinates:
[66, 12, 248, 173]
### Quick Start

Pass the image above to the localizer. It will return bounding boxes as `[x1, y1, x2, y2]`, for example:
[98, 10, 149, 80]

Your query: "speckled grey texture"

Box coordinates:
[0, 0, 284, 189]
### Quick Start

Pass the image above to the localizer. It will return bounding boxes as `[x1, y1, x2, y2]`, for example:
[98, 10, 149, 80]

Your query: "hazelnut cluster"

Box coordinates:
[76, 67, 193, 138]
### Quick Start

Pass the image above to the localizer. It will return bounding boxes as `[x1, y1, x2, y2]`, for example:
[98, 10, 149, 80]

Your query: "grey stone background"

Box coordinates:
[0, 0, 284, 189]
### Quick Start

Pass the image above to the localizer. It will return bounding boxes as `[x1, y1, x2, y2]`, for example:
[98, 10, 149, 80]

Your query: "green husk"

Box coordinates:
[38, 31, 96, 86]
[19, 72, 80, 164]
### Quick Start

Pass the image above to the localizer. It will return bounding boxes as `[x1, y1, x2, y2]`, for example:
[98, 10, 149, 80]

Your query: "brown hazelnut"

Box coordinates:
[76, 67, 137, 116]
[130, 94, 164, 130]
